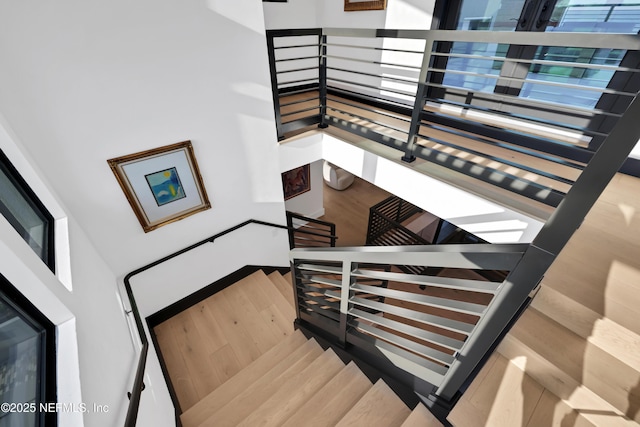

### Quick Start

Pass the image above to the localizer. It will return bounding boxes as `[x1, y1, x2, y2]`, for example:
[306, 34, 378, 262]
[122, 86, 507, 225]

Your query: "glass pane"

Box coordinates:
[0, 157, 52, 270]
[549, 1, 640, 34]
[0, 298, 42, 427]
[455, 0, 527, 31]
[441, 42, 506, 93]
[521, 47, 626, 107]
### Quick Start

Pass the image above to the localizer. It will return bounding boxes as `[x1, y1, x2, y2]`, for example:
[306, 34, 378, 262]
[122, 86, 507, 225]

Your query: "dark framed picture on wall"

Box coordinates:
[108, 140, 211, 232]
[282, 164, 310, 200]
[344, 0, 387, 11]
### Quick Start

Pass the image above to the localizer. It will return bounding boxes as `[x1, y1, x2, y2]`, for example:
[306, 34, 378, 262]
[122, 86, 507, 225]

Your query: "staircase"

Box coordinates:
[448, 173, 640, 427]
[155, 269, 442, 426]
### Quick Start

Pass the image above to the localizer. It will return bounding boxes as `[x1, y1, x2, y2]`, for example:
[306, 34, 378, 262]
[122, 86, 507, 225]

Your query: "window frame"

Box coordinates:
[0, 149, 55, 273]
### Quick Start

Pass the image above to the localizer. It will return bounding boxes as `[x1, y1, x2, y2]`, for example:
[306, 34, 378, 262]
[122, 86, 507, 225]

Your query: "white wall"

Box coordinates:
[0, 124, 135, 426]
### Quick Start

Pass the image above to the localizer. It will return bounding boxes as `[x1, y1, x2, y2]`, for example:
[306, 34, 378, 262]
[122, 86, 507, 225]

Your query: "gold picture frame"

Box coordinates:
[108, 140, 211, 232]
[344, 0, 387, 11]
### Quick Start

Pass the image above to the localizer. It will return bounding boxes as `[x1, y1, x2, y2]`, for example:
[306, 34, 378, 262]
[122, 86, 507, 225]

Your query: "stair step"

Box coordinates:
[448, 352, 545, 427]
[335, 379, 411, 427]
[282, 361, 373, 427]
[239, 270, 296, 325]
[180, 330, 308, 427]
[498, 333, 637, 427]
[507, 307, 640, 422]
[401, 404, 443, 427]
[267, 271, 296, 309]
[236, 348, 345, 427]
[198, 338, 324, 427]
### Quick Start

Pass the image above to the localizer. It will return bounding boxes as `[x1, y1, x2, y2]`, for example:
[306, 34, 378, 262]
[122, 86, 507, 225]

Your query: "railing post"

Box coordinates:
[403, 33, 436, 163]
[266, 31, 285, 141]
[338, 259, 353, 348]
[318, 31, 328, 129]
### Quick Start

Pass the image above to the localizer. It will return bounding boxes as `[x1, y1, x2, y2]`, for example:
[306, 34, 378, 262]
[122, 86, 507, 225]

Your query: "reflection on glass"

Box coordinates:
[443, 0, 638, 108]
[0, 299, 42, 427]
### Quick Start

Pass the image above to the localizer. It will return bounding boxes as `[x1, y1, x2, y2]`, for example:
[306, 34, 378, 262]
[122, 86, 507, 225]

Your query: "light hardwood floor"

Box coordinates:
[319, 176, 391, 246]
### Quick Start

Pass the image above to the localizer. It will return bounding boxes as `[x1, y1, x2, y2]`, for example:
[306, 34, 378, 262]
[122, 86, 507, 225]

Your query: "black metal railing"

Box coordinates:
[122, 219, 290, 426]
[366, 196, 425, 246]
[267, 28, 640, 208]
[286, 211, 337, 248]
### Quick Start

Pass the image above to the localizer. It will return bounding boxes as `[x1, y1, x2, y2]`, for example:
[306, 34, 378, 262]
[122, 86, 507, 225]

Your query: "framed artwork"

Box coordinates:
[282, 164, 311, 200]
[108, 140, 211, 232]
[344, 0, 387, 11]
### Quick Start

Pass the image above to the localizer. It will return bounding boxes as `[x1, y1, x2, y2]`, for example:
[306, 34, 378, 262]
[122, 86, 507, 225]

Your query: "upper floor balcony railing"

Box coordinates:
[267, 28, 640, 212]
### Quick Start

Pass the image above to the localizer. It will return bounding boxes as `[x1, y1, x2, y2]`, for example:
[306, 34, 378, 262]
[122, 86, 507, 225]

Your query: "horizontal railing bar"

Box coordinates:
[323, 41, 424, 55]
[296, 263, 344, 274]
[278, 86, 319, 97]
[299, 293, 341, 309]
[426, 84, 624, 118]
[352, 283, 487, 316]
[292, 244, 528, 270]
[325, 54, 422, 72]
[350, 308, 465, 351]
[328, 77, 417, 98]
[352, 269, 501, 293]
[275, 55, 320, 63]
[432, 51, 640, 73]
[426, 98, 608, 141]
[326, 106, 411, 136]
[328, 86, 415, 111]
[352, 321, 455, 367]
[415, 133, 576, 185]
[274, 43, 320, 50]
[324, 28, 432, 40]
[427, 67, 637, 97]
[350, 296, 475, 335]
[280, 97, 320, 108]
[307, 276, 342, 288]
[276, 66, 319, 75]
[327, 66, 419, 86]
[297, 282, 340, 296]
[424, 29, 640, 50]
[278, 77, 320, 87]
[347, 328, 447, 386]
[267, 28, 323, 38]
[328, 96, 412, 124]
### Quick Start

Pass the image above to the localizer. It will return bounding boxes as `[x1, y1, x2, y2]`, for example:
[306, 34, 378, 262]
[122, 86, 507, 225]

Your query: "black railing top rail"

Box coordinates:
[122, 219, 289, 426]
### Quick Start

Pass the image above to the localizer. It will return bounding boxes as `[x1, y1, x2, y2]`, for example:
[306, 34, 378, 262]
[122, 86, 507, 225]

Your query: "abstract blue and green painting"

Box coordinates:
[145, 167, 186, 206]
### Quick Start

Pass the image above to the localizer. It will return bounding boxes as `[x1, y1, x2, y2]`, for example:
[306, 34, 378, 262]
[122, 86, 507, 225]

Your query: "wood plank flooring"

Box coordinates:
[320, 175, 391, 247]
[154, 270, 295, 411]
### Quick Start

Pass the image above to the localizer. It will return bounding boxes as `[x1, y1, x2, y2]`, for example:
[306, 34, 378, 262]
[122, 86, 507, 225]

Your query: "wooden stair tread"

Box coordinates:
[508, 307, 640, 422]
[401, 404, 443, 427]
[236, 348, 345, 427]
[532, 285, 640, 373]
[335, 379, 411, 427]
[282, 361, 373, 427]
[267, 271, 296, 309]
[238, 270, 296, 323]
[180, 330, 308, 427]
[198, 338, 324, 427]
[498, 334, 637, 427]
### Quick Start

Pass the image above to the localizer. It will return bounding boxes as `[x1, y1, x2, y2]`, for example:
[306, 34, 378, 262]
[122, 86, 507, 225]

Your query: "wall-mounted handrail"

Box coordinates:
[122, 219, 288, 426]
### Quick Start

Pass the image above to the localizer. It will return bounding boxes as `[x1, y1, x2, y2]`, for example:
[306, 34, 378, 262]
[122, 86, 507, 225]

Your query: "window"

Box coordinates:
[0, 274, 56, 427]
[0, 150, 55, 272]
